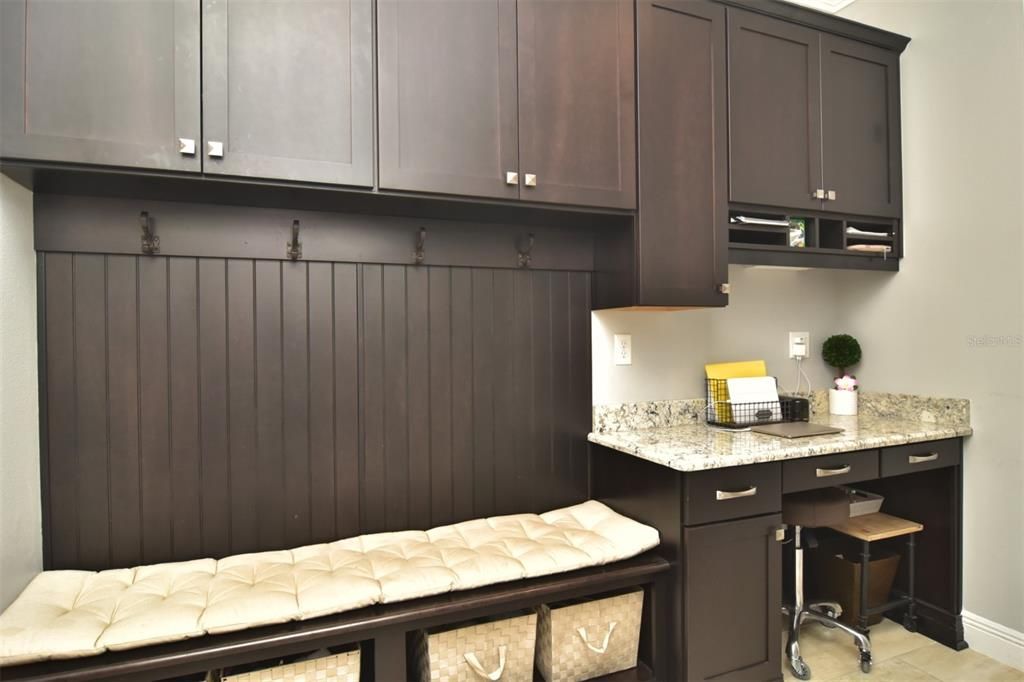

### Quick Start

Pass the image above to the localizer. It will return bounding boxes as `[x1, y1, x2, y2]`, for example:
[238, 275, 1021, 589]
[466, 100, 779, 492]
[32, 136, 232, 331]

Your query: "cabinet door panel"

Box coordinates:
[727, 8, 822, 210]
[377, 0, 519, 200]
[684, 514, 782, 681]
[202, 0, 373, 186]
[0, 0, 200, 171]
[517, 0, 636, 209]
[822, 34, 902, 217]
[636, 0, 727, 306]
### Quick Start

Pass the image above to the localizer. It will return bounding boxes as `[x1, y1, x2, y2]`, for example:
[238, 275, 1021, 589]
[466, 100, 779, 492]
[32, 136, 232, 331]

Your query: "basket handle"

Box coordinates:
[464, 645, 507, 680]
[577, 621, 618, 654]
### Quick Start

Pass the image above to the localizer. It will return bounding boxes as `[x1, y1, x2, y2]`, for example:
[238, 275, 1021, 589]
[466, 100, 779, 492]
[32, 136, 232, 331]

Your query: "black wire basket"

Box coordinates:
[705, 377, 795, 428]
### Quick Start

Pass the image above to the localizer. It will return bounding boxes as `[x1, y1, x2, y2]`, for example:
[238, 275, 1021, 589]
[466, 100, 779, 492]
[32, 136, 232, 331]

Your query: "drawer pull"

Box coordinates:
[716, 486, 757, 501]
[908, 453, 939, 464]
[816, 464, 852, 477]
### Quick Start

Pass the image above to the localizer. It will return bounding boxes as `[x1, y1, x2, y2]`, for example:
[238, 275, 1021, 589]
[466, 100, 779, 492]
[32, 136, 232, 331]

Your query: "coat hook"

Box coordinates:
[140, 211, 159, 255]
[414, 227, 427, 265]
[517, 233, 535, 268]
[286, 220, 302, 261]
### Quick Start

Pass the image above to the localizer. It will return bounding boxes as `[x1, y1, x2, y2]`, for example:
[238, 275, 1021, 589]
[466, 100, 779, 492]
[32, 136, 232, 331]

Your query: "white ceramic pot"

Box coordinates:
[829, 389, 858, 416]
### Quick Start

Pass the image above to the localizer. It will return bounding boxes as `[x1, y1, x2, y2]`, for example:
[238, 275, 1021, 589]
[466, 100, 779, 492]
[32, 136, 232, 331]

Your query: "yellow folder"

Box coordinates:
[705, 360, 767, 423]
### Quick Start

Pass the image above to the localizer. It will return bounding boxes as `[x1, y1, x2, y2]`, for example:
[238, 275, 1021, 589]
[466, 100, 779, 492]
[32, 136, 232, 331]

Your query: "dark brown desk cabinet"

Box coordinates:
[632, 0, 729, 307]
[0, 0, 201, 172]
[727, 8, 902, 218]
[684, 514, 783, 681]
[377, 0, 636, 210]
[201, 0, 374, 186]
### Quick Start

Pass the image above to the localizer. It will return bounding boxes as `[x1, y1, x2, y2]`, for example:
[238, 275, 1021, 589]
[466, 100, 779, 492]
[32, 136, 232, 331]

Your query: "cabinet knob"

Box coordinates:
[524, 173, 537, 187]
[826, 190, 837, 201]
[178, 138, 196, 155]
[812, 189, 826, 199]
[207, 140, 224, 158]
[505, 171, 519, 186]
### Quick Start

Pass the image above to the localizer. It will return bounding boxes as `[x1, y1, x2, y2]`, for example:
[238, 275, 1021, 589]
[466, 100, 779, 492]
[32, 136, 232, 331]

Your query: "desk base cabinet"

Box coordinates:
[684, 514, 783, 681]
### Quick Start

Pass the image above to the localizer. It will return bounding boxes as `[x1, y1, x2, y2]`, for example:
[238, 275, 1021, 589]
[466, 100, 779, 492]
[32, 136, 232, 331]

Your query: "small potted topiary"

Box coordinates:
[822, 333, 862, 415]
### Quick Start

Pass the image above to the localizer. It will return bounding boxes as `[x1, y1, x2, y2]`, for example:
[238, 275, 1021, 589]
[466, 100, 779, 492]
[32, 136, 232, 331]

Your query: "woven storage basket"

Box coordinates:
[536, 590, 644, 682]
[412, 612, 537, 682]
[219, 647, 360, 682]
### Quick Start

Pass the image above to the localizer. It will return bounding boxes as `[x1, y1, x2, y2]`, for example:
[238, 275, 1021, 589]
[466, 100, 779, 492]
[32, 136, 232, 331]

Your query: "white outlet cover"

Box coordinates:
[789, 331, 810, 359]
[613, 334, 632, 366]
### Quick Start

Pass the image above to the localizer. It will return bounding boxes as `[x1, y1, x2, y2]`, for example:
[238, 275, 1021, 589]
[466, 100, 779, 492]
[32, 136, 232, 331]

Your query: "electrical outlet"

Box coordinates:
[789, 331, 810, 359]
[613, 334, 632, 366]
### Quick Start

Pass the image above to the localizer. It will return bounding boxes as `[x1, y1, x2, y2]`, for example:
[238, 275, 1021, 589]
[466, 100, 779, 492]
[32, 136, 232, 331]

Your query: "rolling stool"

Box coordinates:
[782, 488, 872, 679]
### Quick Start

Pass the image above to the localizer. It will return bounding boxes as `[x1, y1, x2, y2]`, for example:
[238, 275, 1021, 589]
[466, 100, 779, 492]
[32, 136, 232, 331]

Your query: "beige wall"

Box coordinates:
[0, 175, 42, 610]
[594, 0, 1024, 642]
[836, 0, 1024, 638]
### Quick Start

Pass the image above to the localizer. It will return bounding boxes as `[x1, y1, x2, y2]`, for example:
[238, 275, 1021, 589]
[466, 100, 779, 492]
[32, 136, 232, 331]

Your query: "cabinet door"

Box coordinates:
[821, 34, 902, 218]
[202, 0, 373, 186]
[517, 0, 636, 209]
[727, 9, 822, 211]
[377, 0, 519, 200]
[0, 0, 200, 171]
[636, 0, 727, 307]
[684, 514, 782, 681]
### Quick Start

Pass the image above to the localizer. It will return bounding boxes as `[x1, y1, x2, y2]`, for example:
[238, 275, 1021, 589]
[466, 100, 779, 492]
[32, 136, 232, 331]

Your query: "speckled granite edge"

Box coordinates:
[809, 390, 970, 426]
[593, 399, 705, 433]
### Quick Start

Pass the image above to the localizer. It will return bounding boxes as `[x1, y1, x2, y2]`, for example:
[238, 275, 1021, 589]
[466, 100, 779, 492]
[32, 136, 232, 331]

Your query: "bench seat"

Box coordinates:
[0, 500, 659, 667]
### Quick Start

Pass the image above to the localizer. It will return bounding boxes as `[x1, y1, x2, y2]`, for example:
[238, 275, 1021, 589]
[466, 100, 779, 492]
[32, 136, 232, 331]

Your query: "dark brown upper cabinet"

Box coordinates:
[516, 0, 636, 209]
[376, 0, 519, 201]
[821, 34, 902, 218]
[0, 0, 201, 172]
[634, 0, 728, 307]
[378, 0, 635, 210]
[202, 0, 374, 186]
[727, 9, 822, 212]
[728, 8, 903, 219]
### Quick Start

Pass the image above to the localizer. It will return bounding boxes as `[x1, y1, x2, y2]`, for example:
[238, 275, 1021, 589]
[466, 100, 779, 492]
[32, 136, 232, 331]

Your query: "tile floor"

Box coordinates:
[780, 619, 1024, 682]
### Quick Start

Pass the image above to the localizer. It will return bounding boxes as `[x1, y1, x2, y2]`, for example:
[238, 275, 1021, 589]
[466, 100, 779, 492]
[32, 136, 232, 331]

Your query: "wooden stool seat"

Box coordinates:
[826, 511, 923, 634]
[828, 512, 923, 542]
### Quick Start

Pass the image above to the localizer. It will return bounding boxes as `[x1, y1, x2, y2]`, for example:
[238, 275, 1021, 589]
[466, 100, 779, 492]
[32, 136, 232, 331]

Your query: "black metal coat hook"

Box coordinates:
[287, 220, 302, 261]
[140, 211, 159, 255]
[414, 227, 427, 265]
[518, 233, 535, 268]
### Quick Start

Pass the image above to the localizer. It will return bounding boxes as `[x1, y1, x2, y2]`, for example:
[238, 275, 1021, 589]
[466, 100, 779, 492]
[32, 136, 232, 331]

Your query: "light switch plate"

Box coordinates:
[613, 334, 632, 366]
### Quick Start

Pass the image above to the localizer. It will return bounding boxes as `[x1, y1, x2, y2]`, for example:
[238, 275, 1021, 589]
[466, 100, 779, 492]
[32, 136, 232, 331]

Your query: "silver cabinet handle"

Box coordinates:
[816, 464, 852, 477]
[207, 140, 224, 158]
[178, 138, 196, 155]
[908, 453, 939, 464]
[505, 171, 519, 185]
[718, 283, 731, 295]
[716, 486, 757, 501]
[524, 173, 537, 187]
[812, 189, 826, 199]
[826, 189, 837, 201]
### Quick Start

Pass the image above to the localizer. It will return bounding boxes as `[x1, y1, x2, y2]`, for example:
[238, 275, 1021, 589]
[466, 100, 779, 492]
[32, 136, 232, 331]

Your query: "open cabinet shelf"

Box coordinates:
[728, 205, 900, 271]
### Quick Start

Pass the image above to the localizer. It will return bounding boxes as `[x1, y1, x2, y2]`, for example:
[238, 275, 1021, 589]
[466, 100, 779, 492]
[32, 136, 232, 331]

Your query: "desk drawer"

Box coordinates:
[881, 438, 961, 477]
[783, 449, 879, 493]
[683, 462, 781, 526]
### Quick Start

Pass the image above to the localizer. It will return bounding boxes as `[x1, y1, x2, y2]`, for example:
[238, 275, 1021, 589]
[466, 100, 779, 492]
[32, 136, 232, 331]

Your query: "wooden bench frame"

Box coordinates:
[0, 553, 670, 682]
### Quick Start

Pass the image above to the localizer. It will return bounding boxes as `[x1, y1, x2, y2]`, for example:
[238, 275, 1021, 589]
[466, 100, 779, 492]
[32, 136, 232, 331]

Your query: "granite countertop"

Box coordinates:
[588, 392, 972, 472]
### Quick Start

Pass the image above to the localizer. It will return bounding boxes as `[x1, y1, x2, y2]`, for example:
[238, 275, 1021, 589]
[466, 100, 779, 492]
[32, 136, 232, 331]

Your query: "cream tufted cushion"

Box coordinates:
[0, 500, 658, 666]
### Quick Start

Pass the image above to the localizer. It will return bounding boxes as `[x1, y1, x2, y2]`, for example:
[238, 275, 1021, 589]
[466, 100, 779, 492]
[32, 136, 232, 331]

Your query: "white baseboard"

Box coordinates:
[963, 610, 1024, 671]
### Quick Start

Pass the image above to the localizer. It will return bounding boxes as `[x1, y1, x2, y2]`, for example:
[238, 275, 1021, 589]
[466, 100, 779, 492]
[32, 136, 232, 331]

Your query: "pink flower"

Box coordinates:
[834, 375, 859, 391]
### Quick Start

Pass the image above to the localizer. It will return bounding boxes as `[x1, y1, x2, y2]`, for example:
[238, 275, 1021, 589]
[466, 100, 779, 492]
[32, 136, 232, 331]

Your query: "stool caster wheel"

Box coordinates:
[859, 650, 872, 674]
[790, 658, 812, 680]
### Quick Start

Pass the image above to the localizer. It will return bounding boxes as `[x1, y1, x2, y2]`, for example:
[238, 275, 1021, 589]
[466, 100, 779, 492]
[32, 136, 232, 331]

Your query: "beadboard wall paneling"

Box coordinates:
[38, 253, 591, 570]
